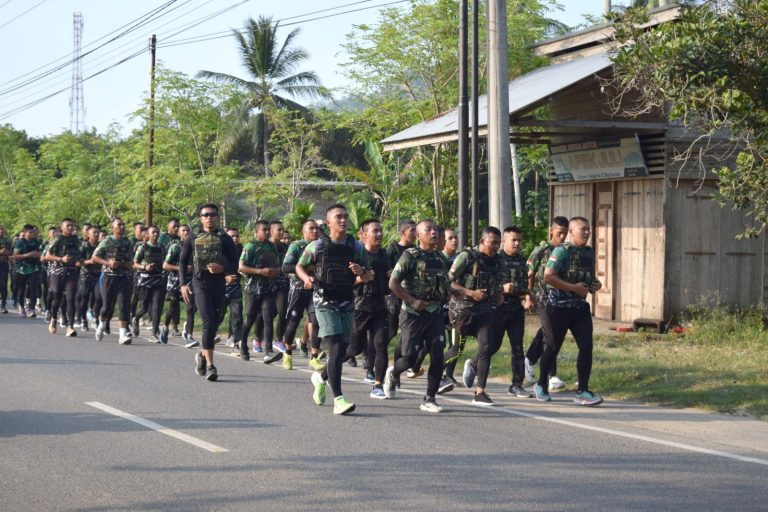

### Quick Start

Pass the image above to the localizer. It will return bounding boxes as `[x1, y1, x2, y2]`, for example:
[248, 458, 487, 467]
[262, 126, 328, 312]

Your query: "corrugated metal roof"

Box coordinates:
[381, 51, 612, 150]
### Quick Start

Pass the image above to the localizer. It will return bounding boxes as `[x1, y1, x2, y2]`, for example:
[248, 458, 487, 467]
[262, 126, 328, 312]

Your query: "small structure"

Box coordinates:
[381, 5, 767, 323]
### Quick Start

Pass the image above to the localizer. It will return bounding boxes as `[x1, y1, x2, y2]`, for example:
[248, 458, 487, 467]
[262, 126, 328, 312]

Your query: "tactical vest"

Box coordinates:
[105, 237, 133, 269]
[316, 235, 356, 301]
[562, 243, 595, 287]
[358, 248, 390, 299]
[402, 247, 448, 302]
[193, 228, 223, 278]
[140, 242, 164, 274]
[81, 243, 100, 275]
[503, 253, 528, 297]
[459, 249, 500, 295]
[53, 235, 82, 269]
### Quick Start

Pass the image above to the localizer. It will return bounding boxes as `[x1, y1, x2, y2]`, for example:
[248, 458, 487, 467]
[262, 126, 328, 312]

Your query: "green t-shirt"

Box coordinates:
[94, 236, 134, 276]
[391, 247, 448, 314]
[283, 239, 310, 290]
[13, 238, 41, 275]
[240, 239, 279, 292]
[527, 241, 554, 301]
[544, 243, 596, 308]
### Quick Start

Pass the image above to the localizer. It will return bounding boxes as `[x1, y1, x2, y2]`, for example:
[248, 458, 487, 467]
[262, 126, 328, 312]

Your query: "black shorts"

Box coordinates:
[398, 309, 444, 359]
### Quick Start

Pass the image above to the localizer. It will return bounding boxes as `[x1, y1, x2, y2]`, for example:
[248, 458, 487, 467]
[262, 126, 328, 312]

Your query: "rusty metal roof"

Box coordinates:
[381, 50, 612, 151]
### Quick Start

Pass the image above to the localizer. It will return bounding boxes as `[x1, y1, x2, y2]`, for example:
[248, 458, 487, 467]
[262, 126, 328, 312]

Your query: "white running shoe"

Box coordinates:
[549, 375, 566, 390]
[118, 333, 132, 345]
[95, 323, 104, 341]
[524, 357, 536, 384]
[383, 365, 396, 399]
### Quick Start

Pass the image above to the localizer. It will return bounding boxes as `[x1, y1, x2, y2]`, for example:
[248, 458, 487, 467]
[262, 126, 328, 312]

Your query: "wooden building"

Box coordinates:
[382, 5, 767, 324]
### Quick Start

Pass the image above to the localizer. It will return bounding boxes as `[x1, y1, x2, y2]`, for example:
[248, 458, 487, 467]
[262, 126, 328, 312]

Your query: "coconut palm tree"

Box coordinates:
[197, 16, 331, 175]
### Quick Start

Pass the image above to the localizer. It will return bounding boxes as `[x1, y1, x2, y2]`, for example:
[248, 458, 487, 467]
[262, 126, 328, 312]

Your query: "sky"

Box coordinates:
[0, 0, 614, 138]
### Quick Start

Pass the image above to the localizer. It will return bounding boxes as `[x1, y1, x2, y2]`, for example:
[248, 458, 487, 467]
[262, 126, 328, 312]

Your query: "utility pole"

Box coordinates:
[145, 34, 157, 226]
[470, 0, 480, 245]
[457, 0, 469, 248]
[487, 0, 513, 229]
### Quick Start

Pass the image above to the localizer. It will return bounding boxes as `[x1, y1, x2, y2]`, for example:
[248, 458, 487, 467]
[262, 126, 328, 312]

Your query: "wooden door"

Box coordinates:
[593, 182, 614, 319]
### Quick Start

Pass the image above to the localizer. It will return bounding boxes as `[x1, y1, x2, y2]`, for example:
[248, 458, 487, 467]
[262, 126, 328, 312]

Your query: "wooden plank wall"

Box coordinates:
[614, 178, 665, 322]
[551, 182, 593, 222]
[663, 180, 765, 319]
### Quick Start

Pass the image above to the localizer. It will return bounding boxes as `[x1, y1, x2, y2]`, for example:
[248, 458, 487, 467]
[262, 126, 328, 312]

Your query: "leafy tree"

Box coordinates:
[197, 16, 331, 175]
[610, 0, 768, 236]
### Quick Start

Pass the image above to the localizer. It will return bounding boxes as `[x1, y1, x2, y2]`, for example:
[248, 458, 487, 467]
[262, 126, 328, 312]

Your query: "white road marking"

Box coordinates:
[85, 401, 228, 453]
[289, 366, 768, 467]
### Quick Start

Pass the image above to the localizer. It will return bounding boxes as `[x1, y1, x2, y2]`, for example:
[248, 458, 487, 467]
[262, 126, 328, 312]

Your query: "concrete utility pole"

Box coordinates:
[146, 34, 157, 227]
[487, 0, 513, 229]
[604, 0, 611, 16]
[470, 0, 480, 245]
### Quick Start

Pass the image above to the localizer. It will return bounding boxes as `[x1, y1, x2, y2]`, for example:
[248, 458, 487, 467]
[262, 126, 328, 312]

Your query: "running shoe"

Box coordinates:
[253, 340, 263, 353]
[282, 354, 293, 370]
[65, 327, 77, 337]
[472, 391, 495, 407]
[95, 323, 104, 341]
[370, 386, 386, 399]
[28, 311, 36, 318]
[44, 310, 51, 322]
[130, 319, 139, 338]
[263, 351, 283, 364]
[19, 306, 27, 318]
[273, 340, 287, 353]
[73, 320, 82, 329]
[48, 319, 57, 334]
[299, 340, 309, 357]
[347, 356, 357, 368]
[420, 397, 443, 413]
[333, 395, 356, 415]
[524, 357, 536, 384]
[59, 317, 66, 328]
[103, 324, 111, 335]
[318, 350, 327, 361]
[406, 367, 425, 378]
[462, 359, 476, 388]
[363, 370, 375, 384]
[149, 334, 161, 344]
[437, 377, 455, 395]
[308, 357, 325, 372]
[195, 352, 206, 376]
[508, 384, 532, 398]
[534, 383, 551, 402]
[206, 365, 218, 382]
[80, 322, 89, 333]
[443, 374, 460, 388]
[118, 333, 132, 345]
[549, 375, 566, 390]
[159, 326, 169, 344]
[225, 336, 236, 348]
[239, 345, 251, 361]
[170, 328, 182, 337]
[213, 335, 221, 345]
[0, 305, 7, 314]
[311, 372, 326, 405]
[183, 334, 199, 349]
[383, 366, 396, 399]
[574, 390, 603, 406]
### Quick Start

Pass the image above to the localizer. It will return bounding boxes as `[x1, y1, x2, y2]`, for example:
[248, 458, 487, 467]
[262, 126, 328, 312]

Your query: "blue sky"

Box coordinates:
[0, 0, 609, 137]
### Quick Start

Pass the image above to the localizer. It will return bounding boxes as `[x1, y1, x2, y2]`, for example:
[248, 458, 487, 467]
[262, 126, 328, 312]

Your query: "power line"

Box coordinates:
[0, 0, 17, 10]
[0, 0, 49, 30]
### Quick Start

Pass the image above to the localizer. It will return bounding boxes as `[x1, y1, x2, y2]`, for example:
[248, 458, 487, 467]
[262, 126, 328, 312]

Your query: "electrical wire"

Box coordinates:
[0, 0, 49, 31]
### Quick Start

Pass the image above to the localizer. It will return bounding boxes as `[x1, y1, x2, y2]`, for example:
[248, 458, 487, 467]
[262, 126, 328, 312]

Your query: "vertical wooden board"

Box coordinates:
[551, 183, 593, 224]
[594, 182, 614, 319]
[615, 178, 665, 322]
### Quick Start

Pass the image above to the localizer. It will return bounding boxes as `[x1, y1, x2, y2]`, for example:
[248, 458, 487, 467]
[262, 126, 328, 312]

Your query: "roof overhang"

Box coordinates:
[381, 51, 612, 152]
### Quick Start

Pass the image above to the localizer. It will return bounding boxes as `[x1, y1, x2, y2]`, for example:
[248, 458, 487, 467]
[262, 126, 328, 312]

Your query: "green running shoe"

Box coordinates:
[311, 372, 326, 405]
[309, 357, 326, 372]
[333, 395, 356, 415]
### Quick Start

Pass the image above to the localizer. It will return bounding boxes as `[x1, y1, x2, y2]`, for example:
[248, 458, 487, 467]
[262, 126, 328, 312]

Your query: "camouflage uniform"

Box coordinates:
[76, 240, 101, 328]
[240, 239, 280, 353]
[94, 235, 134, 322]
[538, 242, 597, 393]
[0, 235, 11, 309]
[497, 249, 529, 385]
[281, 239, 319, 353]
[13, 237, 41, 309]
[48, 234, 83, 328]
[525, 241, 559, 376]
[390, 246, 450, 399]
[132, 241, 167, 336]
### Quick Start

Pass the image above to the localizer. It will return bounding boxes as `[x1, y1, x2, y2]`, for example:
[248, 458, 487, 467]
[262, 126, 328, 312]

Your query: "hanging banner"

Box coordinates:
[550, 135, 648, 182]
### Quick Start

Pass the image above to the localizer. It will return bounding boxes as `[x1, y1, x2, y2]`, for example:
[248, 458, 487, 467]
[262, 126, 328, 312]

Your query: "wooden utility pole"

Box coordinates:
[457, 0, 469, 248]
[145, 34, 157, 226]
[487, 0, 512, 229]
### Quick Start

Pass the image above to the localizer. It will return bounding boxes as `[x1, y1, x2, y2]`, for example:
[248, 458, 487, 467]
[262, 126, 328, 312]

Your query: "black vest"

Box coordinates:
[316, 236, 356, 302]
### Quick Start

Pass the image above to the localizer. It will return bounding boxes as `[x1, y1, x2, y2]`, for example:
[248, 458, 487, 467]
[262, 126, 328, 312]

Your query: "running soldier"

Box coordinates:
[386, 219, 452, 412]
[281, 219, 322, 369]
[161, 224, 196, 345]
[46, 218, 84, 336]
[0, 224, 11, 313]
[222, 227, 243, 351]
[525, 216, 569, 389]
[92, 218, 134, 345]
[445, 226, 504, 406]
[297, 204, 367, 416]
[13, 224, 41, 317]
[238, 220, 282, 364]
[179, 203, 239, 382]
[497, 226, 532, 398]
[76, 226, 100, 332]
[536, 216, 603, 406]
[131, 226, 166, 343]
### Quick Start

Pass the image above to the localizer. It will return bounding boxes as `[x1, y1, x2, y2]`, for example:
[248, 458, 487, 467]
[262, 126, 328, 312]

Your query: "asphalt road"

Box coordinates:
[2, 311, 767, 512]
